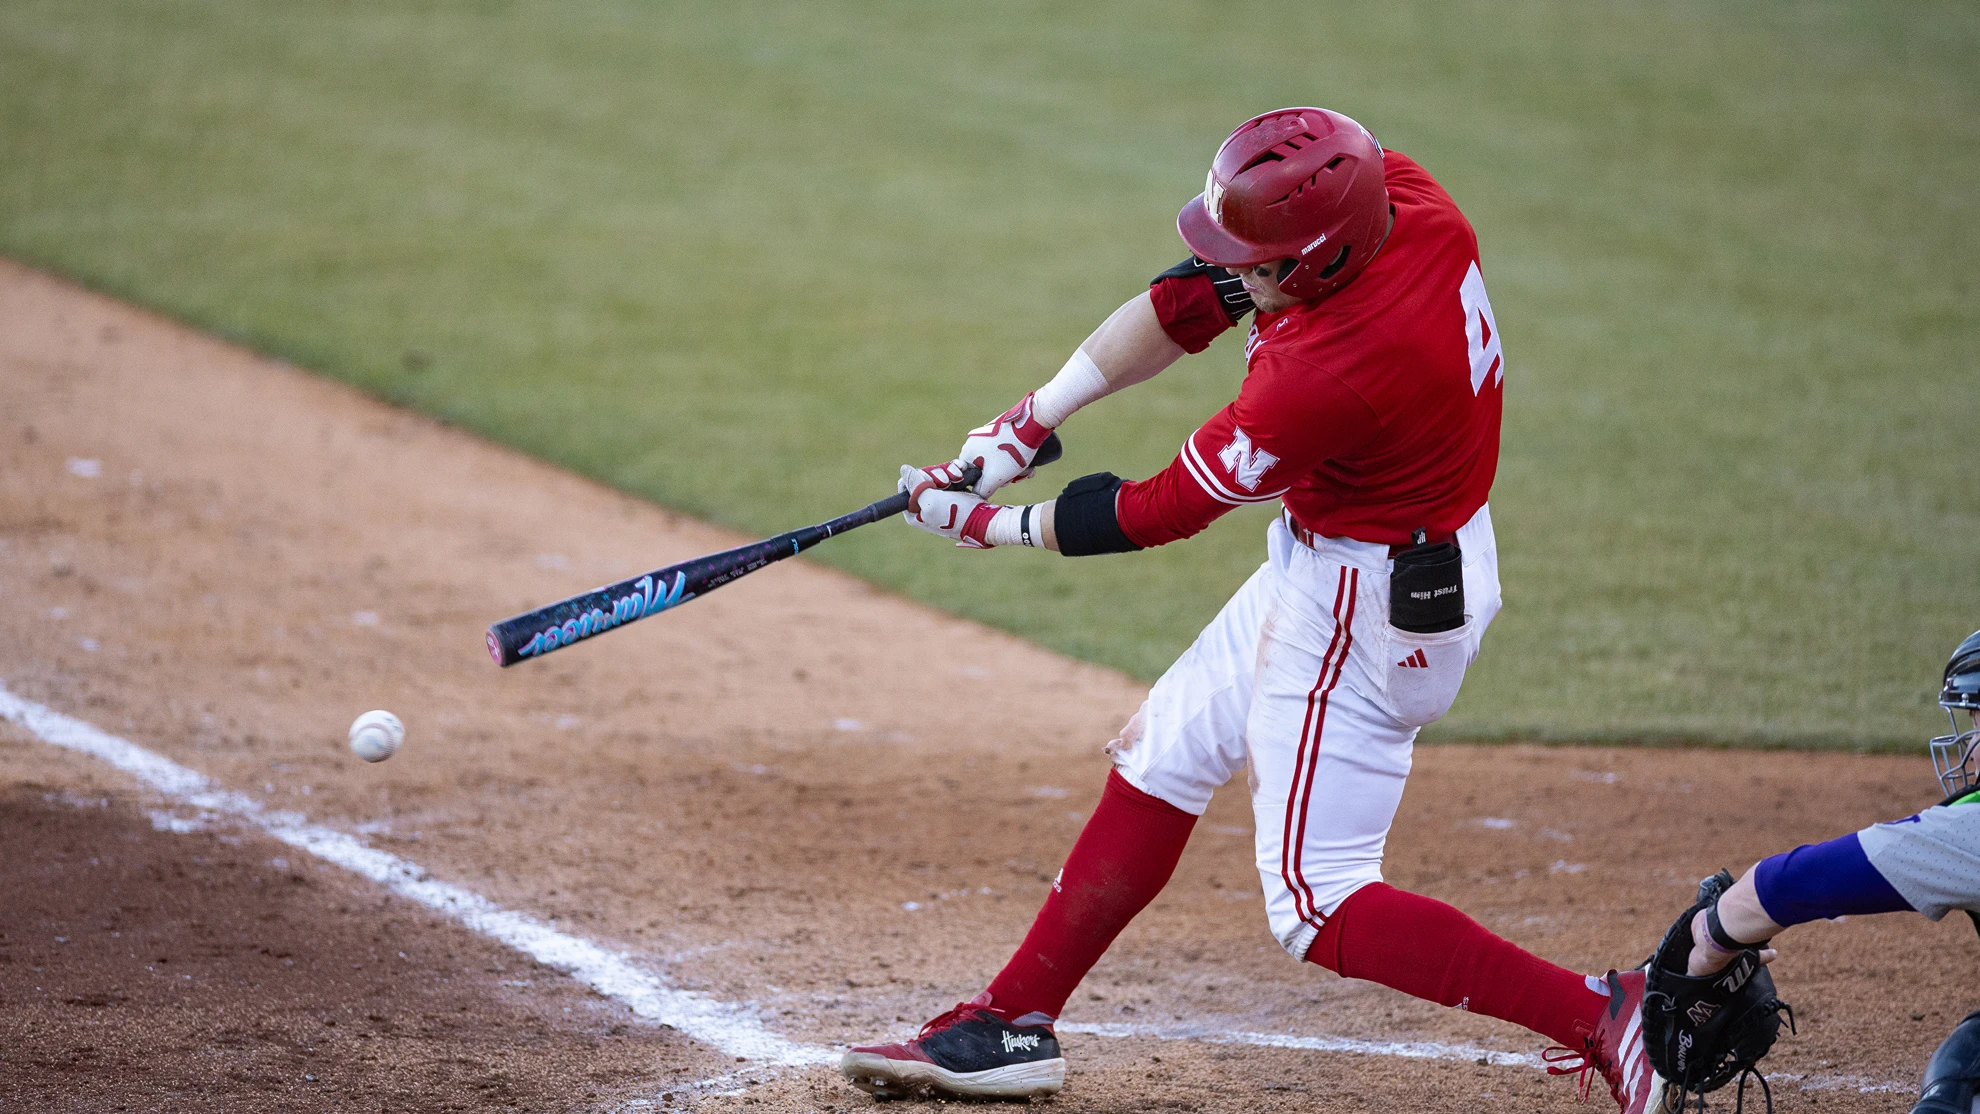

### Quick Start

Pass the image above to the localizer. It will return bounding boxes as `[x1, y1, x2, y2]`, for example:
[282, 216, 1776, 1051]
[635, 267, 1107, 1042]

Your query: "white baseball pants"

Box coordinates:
[1108, 507, 1502, 961]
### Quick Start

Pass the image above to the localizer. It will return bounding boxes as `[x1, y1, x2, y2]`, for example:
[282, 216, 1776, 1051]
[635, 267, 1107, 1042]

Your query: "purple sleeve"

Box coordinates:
[1752, 831, 1913, 927]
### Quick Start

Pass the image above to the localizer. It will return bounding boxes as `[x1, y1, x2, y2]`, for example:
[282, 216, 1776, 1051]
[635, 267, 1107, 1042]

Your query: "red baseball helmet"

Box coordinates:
[1177, 107, 1389, 301]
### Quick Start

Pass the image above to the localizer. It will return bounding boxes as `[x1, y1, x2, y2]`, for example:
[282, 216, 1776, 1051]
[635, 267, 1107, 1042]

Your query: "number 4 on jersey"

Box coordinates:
[1459, 261, 1503, 395]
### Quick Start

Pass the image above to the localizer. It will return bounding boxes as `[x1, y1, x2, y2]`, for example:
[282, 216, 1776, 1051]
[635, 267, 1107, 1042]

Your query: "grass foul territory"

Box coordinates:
[0, 0, 1973, 747]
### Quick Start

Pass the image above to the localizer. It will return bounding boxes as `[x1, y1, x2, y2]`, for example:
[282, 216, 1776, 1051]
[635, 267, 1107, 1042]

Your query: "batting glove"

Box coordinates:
[954, 392, 1053, 498]
[899, 463, 1001, 548]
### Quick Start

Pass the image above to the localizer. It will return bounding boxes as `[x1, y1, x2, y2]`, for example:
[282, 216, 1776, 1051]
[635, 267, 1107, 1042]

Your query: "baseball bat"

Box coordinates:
[486, 433, 1064, 667]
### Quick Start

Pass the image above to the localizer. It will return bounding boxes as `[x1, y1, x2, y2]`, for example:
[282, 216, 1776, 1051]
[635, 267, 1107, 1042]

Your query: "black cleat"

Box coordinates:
[841, 991, 1065, 1099]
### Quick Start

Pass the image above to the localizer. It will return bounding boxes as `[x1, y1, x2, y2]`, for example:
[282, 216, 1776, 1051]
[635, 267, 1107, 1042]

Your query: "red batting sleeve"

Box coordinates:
[1149, 273, 1235, 355]
[1116, 355, 1379, 548]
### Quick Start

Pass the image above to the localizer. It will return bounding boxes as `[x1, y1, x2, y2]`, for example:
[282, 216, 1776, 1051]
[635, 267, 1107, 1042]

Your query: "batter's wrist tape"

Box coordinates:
[980, 505, 1023, 549]
[1706, 902, 1768, 952]
[1031, 349, 1109, 428]
[983, 504, 1043, 549]
[1053, 472, 1141, 556]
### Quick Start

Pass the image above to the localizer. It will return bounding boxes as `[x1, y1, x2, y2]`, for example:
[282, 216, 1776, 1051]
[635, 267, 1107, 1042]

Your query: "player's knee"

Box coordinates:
[1102, 708, 1145, 762]
[1273, 922, 1315, 963]
[1911, 1009, 1980, 1114]
[1268, 873, 1382, 963]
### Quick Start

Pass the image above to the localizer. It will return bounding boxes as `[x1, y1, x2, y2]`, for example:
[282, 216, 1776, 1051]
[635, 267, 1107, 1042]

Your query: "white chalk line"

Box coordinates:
[1060, 1021, 1544, 1068]
[1765, 1070, 1909, 1094]
[602, 1067, 796, 1110]
[0, 685, 833, 1069]
[0, 686, 1911, 1098]
[1063, 1024, 1913, 1094]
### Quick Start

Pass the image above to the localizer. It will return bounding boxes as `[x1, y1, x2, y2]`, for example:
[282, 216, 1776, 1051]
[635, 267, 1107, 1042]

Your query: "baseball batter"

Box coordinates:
[840, 107, 1660, 1112]
[1670, 630, 1980, 1114]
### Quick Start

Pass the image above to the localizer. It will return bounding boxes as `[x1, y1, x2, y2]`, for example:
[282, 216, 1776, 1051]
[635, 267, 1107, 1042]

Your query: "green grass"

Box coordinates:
[2, 1, 1974, 748]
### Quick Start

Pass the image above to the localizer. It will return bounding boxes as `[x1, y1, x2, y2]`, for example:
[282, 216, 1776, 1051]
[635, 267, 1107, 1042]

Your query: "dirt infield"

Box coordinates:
[0, 258, 1969, 1112]
[0, 784, 711, 1113]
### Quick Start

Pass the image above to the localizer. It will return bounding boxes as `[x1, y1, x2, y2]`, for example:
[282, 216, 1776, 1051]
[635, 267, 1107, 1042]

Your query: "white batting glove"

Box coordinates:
[954, 393, 1053, 498]
[899, 464, 1001, 548]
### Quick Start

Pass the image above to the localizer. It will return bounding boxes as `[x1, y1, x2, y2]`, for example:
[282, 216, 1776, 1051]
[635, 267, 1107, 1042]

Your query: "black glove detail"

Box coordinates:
[1643, 870, 1794, 1113]
[1054, 472, 1142, 556]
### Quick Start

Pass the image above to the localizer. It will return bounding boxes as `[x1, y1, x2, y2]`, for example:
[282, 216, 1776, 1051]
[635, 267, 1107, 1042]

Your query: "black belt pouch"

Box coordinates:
[1390, 542, 1465, 633]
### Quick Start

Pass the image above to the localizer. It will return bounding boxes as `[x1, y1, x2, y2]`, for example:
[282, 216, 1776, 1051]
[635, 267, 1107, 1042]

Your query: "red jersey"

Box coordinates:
[1120, 151, 1504, 550]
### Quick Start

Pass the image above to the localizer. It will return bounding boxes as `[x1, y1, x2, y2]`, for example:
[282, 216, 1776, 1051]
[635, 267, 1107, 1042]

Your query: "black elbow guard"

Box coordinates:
[1054, 472, 1143, 556]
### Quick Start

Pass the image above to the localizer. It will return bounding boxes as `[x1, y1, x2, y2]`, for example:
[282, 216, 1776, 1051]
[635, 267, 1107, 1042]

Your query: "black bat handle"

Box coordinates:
[866, 463, 982, 521]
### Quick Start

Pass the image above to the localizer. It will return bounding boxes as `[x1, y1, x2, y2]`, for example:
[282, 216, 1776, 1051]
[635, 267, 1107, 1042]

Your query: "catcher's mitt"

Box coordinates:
[1642, 870, 1794, 1112]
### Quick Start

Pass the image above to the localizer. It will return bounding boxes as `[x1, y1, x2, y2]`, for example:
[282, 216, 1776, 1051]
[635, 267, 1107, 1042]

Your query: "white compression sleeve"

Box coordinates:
[1030, 348, 1110, 429]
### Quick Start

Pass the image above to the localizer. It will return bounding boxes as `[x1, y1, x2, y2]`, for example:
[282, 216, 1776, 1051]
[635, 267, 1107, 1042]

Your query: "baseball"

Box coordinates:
[348, 709, 404, 763]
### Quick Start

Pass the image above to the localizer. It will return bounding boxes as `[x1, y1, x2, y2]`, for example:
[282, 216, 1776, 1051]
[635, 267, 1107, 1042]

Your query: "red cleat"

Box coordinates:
[1545, 970, 1676, 1114]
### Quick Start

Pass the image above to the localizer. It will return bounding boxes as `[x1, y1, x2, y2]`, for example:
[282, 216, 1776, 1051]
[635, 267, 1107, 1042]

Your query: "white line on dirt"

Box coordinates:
[605, 1067, 788, 1110]
[1768, 1071, 1909, 1094]
[1061, 1024, 1912, 1094]
[1060, 1021, 1544, 1068]
[0, 685, 833, 1068]
[0, 686, 1911, 1097]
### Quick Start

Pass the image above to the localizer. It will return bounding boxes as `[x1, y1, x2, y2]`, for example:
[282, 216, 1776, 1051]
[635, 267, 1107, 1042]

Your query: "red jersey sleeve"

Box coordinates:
[1115, 352, 1379, 548]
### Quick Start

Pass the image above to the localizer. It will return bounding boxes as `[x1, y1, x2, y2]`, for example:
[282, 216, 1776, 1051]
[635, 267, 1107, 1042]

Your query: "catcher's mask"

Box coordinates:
[1929, 628, 1980, 797]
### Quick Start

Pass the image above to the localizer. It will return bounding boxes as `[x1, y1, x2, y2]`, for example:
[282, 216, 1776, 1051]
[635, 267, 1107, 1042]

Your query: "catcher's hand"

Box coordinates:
[1642, 871, 1794, 1109]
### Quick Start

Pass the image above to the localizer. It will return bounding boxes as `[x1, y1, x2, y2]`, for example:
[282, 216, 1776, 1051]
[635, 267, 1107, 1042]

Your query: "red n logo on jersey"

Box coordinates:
[1217, 428, 1280, 491]
[1460, 261, 1504, 395]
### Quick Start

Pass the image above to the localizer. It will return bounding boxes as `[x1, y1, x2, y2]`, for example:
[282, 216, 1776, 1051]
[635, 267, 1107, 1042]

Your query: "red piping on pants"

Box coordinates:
[1281, 566, 1358, 928]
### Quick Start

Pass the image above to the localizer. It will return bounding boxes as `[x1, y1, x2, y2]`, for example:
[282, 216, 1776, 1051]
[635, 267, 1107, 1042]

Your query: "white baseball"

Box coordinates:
[348, 709, 404, 763]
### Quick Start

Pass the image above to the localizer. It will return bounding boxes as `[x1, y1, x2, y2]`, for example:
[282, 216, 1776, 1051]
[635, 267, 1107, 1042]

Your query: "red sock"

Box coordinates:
[984, 769, 1196, 1021]
[1307, 882, 1607, 1048]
